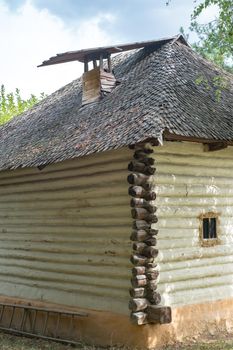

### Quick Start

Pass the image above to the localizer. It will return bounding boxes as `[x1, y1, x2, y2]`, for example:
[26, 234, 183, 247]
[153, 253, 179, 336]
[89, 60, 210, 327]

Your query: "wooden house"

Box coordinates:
[0, 34, 233, 348]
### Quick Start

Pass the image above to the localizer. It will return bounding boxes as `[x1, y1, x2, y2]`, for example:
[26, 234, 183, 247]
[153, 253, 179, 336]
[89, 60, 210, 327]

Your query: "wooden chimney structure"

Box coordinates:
[38, 38, 180, 106]
[39, 45, 121, 105]
[81, 54, 117, 106]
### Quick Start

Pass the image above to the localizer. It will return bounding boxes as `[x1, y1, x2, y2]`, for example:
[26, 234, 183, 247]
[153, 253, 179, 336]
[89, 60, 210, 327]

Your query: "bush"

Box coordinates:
[0, 85, 45, 125]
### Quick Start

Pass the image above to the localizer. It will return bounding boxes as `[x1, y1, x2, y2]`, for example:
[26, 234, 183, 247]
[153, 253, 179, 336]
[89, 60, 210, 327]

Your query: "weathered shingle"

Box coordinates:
[0, 36, 232, 170]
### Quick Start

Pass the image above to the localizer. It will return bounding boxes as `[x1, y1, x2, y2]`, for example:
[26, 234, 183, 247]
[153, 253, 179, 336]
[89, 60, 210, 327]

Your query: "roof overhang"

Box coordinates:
[130, 129, 233, 152]
[38, 34, 188, 67]
[163, 130, 233, 146]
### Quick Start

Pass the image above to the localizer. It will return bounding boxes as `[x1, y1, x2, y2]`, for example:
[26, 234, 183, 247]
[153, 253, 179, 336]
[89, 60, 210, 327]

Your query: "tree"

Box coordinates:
[0, 85, 45, 125]
[167, 0, 233, 71]
[190, 0, 233, 72]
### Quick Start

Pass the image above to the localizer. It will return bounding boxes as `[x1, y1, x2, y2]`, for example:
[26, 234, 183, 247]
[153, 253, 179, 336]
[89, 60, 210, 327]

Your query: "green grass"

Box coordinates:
[0, 332, 74, 350]
[1, 332, 233, 349]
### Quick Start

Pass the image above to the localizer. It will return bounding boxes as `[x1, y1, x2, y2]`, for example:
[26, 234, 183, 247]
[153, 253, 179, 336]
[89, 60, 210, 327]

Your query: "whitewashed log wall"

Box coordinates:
[151, 141, 233, 307]
[0, 148, 132, 314]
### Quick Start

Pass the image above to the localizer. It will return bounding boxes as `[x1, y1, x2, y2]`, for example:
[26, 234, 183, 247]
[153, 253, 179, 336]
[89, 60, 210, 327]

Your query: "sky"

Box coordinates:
[0, 0, 218, 98]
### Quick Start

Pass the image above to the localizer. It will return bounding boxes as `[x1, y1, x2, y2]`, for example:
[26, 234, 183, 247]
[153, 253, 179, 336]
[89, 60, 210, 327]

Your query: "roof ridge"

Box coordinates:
[170, 34, 190, 47]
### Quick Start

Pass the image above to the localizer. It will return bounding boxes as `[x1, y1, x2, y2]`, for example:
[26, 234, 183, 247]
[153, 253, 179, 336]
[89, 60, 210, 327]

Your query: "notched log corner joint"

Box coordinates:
[127, 143, 172, 325]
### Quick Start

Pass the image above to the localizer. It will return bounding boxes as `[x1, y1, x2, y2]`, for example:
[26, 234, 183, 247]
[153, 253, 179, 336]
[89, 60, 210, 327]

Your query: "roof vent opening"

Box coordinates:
[82, 53, 117, 106]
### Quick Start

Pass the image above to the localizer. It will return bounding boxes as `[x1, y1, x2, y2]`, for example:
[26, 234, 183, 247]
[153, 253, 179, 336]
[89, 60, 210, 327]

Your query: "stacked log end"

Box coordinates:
[127, 145, 158, 324]
[128, 143, 172, 325]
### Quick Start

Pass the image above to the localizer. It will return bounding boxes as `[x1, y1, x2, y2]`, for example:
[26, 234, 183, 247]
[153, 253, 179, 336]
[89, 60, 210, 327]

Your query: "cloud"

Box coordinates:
[0, 0, 118, 97]
[0, 0, 220, 98]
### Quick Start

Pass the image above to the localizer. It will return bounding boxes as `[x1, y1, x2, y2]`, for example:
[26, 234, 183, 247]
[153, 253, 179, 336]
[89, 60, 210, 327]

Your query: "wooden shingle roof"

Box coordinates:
[0, 35, 232, 170]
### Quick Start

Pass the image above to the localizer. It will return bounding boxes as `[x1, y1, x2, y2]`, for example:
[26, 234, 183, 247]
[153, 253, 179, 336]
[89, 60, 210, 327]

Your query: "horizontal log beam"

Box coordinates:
[128, 298, 148, 312]
[130, 229, 158, 242]
[132, 220, 151, 230]
[147, 279, 158, 289]
[130, 254, 154, 266]
[147, 291, 161, 305]
[132, 266, 146, 276]
[131, 208, 158, 223]
[135, 157, 155, 166]
[134, 150, 155, 165]
[130, 311, 148, 325]
[129, 144, 154, 152]
[129, 287, 146, 298]
[131, 276, 147, 287]
[203, 142, 227, 152]
[128, 185, 145, 197]
[146, 269, 159, 280]
[127, 174, 150, 189]
[146, 262, 158, 268]
[143, 237, 157, 246]
[130, 198, 156, 213]
[133, 243, 158, 258]
[132, 242, 146, 251]
[146, 306, 172, 324]
[128, 161, 155, 175]
[130, 229, 149, 242]
[128, 186, 156, 200]
[133, 148, 153, 155]
[141, 246, 158, 258]
[163, 129, 233, 146]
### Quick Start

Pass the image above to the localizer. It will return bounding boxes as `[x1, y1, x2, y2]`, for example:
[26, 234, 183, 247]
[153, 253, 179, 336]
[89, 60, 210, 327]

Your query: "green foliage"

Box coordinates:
[0, 85, 45, 125]
[190, 0, 233, 72]
[195, 74, 228, 101]
[167, 0, 233, 72]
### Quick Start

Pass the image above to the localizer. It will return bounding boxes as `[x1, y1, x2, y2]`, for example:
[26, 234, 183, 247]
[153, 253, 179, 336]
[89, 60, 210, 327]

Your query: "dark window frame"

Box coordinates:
[199, 212, 220, 247]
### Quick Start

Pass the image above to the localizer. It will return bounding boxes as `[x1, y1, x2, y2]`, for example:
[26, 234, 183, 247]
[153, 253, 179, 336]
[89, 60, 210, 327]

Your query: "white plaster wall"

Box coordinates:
[151, 141, 233, 307]
[0, 148, 132, 314]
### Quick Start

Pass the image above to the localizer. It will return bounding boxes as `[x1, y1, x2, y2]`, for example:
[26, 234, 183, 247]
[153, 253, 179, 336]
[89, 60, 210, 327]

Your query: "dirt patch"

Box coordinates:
[1, 332, 233, 350]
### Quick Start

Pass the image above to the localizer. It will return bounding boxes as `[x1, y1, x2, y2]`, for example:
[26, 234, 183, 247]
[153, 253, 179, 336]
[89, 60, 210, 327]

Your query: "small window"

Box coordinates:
[203, 217, 216, 239]
[200, 213, 219, 246]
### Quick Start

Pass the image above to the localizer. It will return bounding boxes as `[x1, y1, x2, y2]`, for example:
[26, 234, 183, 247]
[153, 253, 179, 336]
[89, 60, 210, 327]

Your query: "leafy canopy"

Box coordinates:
[191, 0, 233, 71]
[0, 85, 45, 125]
[167, 0, 233, 71]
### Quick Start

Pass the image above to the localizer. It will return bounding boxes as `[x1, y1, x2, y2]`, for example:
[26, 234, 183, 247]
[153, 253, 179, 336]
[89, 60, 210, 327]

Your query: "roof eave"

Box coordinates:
[163, 130, 233, 146]
[129, 129, 233, 150]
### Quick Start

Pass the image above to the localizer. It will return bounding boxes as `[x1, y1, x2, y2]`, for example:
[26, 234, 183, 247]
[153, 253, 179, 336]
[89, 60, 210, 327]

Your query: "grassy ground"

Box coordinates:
[0, 332, 233, 349]
[0, 332, 73, 350]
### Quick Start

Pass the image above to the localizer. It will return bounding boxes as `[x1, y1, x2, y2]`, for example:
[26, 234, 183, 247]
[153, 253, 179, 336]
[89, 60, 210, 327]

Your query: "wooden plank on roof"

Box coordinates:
[82, 68, 101, 105]
[38, 35, 188, 67]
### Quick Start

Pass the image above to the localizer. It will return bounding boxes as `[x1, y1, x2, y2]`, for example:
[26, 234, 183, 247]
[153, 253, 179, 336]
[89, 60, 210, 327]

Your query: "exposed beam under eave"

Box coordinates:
[128, 131, 233, 152]
[203, 142, 228, 152]
[163, 130, 233, 149]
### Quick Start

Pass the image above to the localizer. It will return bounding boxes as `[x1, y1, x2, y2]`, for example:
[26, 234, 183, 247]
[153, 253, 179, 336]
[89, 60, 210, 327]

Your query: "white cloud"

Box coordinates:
[0, 0, 117, 97]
